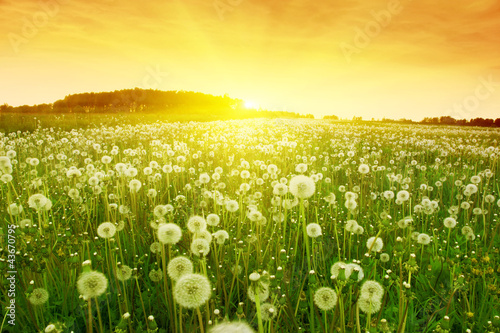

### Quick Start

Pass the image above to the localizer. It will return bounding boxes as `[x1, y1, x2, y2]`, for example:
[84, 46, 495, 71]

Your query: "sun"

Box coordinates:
[244, 100, 257, 109]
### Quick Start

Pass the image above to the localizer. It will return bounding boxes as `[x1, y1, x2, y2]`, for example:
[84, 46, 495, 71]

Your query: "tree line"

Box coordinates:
[0, 89, 314, 119]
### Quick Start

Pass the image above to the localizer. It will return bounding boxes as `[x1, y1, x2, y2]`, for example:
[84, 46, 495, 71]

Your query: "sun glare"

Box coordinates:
[244, 100, 257, 109]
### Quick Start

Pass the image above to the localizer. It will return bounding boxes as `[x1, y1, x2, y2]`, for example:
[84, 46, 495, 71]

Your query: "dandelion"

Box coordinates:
[167, 256, 194, 281]
[358, 296, 382, 314]
[153, 205, 168, 217]
[360, 280, 384, 302]
[461, 226, 473, 236]
[191, 238, 210, 256]
[396, 190, 410, 202]
[116, 264, 133, 281]
[173, 273, 211, 308]
[129, 179, 142, 192]
[187, 215, 207, 233]
[306, 223, 322, 238]
[206, 213, 220, 226]
[380, 253, 390, 263]
[77, 271, 108, 298]
[7, 203, 23, 216]
[417, 233, 431, 245]
[295, 163, 308, 173]
[158, 223, 182, 244]
[97, 222, 117, 239]
[313, 287, 338, 311]
[210, 321, 256, 333]
[289, 175, 315, 199]
[199, 173, 211, 184]
[331, 261, 349, 279]
[273, 183, 288, 196]
[28, 193, 49, 211]
[213, 230, 229, 245]
[247, 283, 270, 303]
[19, 219, 32, 228]
[150, 242, 162, 254]
[149, 269, 163, 282]
[225, 200, 239, 213]
[443, 217, 457, 229]
[358, 164, 370, 174]
[345, 220, 358, 233]
[345, 199, 358, 210]
[260, 303, 277, 321]
[367, 236, 384, 252]
[29, 288, 49, 305]
[470, 175, 481, 184]
[196, 230, 213, 243]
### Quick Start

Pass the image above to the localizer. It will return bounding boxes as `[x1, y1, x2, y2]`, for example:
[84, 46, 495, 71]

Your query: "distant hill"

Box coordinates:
[0, 89, 314, 119]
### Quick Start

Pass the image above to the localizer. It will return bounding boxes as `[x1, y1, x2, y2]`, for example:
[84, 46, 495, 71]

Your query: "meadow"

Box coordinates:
[0, 119, 499, 333]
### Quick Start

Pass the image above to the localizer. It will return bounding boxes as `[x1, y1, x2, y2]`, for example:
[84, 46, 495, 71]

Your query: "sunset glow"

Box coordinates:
[1, 0, 499, 120]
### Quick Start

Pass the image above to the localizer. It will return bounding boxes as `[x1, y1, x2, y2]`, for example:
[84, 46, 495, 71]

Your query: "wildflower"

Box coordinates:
[295, 163, 308, 173]
[149, 269, 163, 282]
[129, 179, 142, 192]
[28, 193, 49, 211]
[7, 203, 23, 216]
[167, 256, 194, 281]
[150, 242, 162, 253]
[116, 264, 133, 281]
[462, 226, 474, 236]
[306, 223, 322, 238]
[345, 199, 357, 210]
[358, 164, 370, 174]
[191, 238, 210, 256]
[443, 217, 457, 229]
[153, 205, 168, 217]
[417, 233, 431, 245]
[249, 272, 261, 281]
[273, 183, 289, 196]
[94, 221, 115, 238]
[187, 216, 207, 234]
[210, 321, 255, 333]
[289, 175, 315, 199]
[206, 213, 220, 226]
[173, 273, 211, 308]
[380, 253, 390, 263]
[330, 261, 348, 279]
[196, 230, 213, 243]
[225, 200, 239, 212]
[358, 296, 382, 314]
[396, 190, 410, 202]
[213, 230, 230, 245]
[19, 219, 32, 228]
[247, 283, 270, 303]
[77, 271, 108, 298]
[29, 288, 49, 305]
[313, 287, 338, 311]
[199, 173, 211, 184]
[359, 280, 384, 301]
[345, 220, 358, 233]
[158, 223, 182, 244]
[260, 303, 277, 321]
[367, 236, 384, 252]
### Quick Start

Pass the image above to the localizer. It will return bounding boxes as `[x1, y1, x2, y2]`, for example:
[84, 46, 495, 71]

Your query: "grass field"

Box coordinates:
[1, 119, 499, 333]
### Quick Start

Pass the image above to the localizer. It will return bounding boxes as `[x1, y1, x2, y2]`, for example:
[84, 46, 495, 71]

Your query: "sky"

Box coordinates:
[1, 0, 500, 120]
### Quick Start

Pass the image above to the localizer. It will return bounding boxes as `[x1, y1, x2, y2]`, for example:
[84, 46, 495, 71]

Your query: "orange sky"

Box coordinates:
[1, 0, 499, 120]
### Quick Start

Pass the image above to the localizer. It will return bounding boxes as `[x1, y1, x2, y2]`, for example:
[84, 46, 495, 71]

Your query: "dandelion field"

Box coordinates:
[1, 119, 499, 333]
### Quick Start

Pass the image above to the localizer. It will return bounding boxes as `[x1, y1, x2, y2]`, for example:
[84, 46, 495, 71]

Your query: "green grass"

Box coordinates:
[0, 119, 499, 333]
